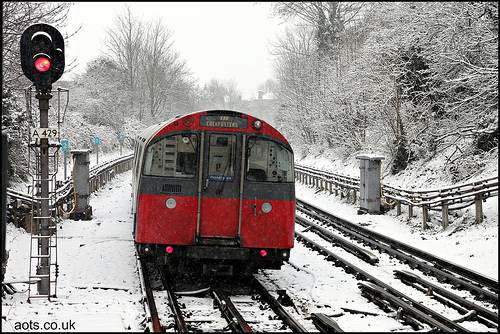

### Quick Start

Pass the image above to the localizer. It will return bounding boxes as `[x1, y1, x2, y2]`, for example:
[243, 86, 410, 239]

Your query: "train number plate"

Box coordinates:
[30, 128, 59, 139]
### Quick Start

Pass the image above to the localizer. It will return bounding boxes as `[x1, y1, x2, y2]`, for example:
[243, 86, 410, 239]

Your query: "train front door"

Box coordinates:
[197, 132, 243, 242]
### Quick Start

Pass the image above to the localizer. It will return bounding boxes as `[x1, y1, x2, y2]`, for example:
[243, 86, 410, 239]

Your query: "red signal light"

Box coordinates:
[166, 246, 174, 254]
[260, 249, 267, 257]
[35, 57, 51, 72]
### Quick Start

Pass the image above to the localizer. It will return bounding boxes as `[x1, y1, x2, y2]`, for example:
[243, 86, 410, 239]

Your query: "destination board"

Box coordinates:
[200, 115, 248, 129]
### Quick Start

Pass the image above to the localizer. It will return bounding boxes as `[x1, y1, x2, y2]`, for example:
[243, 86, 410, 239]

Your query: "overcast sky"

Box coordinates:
[61, 2, 285, 98]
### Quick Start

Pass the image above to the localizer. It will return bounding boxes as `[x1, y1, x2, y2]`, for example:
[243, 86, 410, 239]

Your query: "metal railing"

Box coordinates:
[8, 158, 497, 230]
[295, 164, 498, 229]
[6, 154, 134, 223]
[88, 154, 134, 193]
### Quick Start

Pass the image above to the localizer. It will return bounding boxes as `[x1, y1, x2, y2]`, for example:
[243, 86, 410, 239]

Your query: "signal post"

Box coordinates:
[36, 92, 52, 297]
[20, 24, 65, 300]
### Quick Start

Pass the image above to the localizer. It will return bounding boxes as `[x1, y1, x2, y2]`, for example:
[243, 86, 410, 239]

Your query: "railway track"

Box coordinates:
[137, 251, 340, 332]
[295, 198, 498, 331]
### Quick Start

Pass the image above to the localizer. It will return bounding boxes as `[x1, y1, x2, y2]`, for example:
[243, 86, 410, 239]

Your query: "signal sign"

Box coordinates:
[61, 140, 69, 151]
[30, 128, 59, 139]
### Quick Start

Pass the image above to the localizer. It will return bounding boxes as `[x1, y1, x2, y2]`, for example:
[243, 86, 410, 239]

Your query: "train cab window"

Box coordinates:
[208, 134, 236, 181]
[247, 137, 294, 183]
[143, 134, 198, 178]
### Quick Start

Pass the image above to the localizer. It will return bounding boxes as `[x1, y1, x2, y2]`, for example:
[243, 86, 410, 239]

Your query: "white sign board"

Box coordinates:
[30, 128, 59, 139]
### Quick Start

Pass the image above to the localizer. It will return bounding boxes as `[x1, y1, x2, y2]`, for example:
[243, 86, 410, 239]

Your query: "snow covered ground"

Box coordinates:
[2, 152, 497, 331]
[3, 169, 144, 331]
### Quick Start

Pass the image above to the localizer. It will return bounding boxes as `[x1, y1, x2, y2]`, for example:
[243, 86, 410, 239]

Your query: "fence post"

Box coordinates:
[475, 195, 483, 224]
[442, 201, 449, 229]
[422, 205, 429, 230]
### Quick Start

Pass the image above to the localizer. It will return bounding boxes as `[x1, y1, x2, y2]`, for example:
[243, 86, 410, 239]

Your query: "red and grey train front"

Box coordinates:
[133, 110, 295, 275]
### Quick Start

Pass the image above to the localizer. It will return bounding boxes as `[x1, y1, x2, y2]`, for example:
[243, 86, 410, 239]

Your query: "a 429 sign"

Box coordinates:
[30, 127, 59, 139]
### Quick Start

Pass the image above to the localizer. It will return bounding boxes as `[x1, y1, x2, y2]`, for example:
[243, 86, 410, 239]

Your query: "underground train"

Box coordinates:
[132, 109, 295, 276]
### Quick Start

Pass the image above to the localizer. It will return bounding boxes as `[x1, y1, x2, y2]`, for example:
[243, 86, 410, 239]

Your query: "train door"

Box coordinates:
[197, 132, 242, 242]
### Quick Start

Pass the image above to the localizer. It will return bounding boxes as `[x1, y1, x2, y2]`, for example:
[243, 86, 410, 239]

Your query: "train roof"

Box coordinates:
[136, 109, 291, 148]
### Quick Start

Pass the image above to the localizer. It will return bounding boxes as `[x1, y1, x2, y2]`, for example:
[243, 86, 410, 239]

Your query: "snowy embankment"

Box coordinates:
[297, 150, 498, 279]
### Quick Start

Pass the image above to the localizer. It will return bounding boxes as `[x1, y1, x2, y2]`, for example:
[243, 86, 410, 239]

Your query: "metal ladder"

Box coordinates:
[24, 86, 68, 302]
[27, 142, 60, 302]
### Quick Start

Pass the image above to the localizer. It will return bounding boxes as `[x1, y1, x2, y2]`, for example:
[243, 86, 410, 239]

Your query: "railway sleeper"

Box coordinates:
[296, 230, 471, 332]
[251, 278, 308, 332]
[298, 198, 499, 295]
[310, 313, 344, 332]
[296, 216, 378, 265]
[212, 287, 253, 332]
[394, 270, 499, 328]
[358, 282, 457, 332]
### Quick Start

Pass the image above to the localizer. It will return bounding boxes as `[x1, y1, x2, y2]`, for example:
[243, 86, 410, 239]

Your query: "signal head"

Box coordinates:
[20, 24, 65, 92]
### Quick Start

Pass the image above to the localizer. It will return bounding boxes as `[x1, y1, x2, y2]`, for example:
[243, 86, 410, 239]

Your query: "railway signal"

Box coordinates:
[20, 23, 65, 300]
[20, 23, 65, 91]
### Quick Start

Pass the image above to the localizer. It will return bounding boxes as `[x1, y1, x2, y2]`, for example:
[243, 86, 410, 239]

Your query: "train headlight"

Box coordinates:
[165, 198, 177, 209]
[262, 202, 272, 213]
[252, 119, 263, 130]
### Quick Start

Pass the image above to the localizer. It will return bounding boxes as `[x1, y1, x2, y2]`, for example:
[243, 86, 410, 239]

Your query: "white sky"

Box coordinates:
[60, 2, 285, 98]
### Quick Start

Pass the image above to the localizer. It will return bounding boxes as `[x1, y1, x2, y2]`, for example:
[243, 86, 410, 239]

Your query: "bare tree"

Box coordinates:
[104, 4, 144, 117]
[142, 18, 192, 119]
[2, 2, 73, 183]
[257, 78, 278, 95]
[104, 5, 143, 91]
[2, 2, 72, 91]
[104, 5, 193, 121]
[271, 25, 321, 148]
[199, 78, 243, 110]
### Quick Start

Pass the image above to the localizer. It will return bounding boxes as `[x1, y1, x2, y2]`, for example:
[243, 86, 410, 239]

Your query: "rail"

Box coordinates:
[295, 163, 498, 229]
